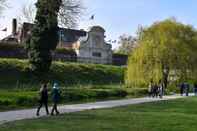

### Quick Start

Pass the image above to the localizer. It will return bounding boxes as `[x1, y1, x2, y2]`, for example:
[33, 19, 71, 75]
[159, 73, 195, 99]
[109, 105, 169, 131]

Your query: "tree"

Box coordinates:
[115, 26, 143, 55]
[0, 0, 7, 15]
[59, 0, 83, 28]
[26, 0, 62, 72]
[18, 2, 36, 24]
[19, 0, 83, 28]
[115, 34, 138, 55]
[126, 19, 197, 88]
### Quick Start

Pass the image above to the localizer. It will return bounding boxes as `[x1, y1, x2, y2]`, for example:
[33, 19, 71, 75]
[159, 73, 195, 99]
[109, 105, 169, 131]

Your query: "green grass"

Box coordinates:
[0, 58, 124, 88]
[0, 85, 147, 112]
[1, 97, 197, 131]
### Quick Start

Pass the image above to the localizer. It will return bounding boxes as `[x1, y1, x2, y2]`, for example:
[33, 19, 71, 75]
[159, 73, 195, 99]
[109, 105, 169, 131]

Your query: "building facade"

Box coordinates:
[0, 19, 113, 64]
[79, 26, 112, 64]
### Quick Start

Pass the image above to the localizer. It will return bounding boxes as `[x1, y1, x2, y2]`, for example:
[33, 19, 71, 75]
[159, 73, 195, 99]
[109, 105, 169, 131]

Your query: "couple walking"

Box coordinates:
[148, 80, 164, 98]
[36, 82, 61, 116]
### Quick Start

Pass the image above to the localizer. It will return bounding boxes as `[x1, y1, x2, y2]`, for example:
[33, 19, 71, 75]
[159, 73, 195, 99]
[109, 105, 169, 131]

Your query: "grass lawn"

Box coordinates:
[0, 86, 147, 112]
[1, 97, 197, 131]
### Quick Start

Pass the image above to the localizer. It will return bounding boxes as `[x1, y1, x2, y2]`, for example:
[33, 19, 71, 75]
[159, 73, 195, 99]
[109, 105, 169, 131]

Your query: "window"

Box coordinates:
[92, 52, 102, 57]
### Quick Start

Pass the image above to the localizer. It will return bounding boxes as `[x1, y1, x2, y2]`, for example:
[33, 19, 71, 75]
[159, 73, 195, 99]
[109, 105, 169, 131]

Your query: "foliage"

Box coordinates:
[26, 0, 62, 72]
[126, 19, 197, 88]
[55, 48, 76, 55]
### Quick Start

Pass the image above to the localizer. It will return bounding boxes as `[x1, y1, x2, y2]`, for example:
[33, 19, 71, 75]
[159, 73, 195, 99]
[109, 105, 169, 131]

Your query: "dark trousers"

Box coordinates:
[51, 102, 59, 115]
[180, 87, 184, 96]
[37, 100, 49, 115]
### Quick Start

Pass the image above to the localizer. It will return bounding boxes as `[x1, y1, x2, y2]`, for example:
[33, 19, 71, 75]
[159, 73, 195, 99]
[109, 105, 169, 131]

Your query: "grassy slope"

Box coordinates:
[0, 58, 124, 88]
[1, 97, 197, 131]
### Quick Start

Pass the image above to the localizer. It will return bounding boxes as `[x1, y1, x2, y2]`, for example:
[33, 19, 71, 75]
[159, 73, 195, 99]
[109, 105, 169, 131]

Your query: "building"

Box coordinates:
[0, 19, 113, 64]
[79, 26, 112, 64]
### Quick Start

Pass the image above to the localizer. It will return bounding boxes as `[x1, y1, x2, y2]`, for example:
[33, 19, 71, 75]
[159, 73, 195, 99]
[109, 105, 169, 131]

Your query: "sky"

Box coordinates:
[0, 0, 197, 49]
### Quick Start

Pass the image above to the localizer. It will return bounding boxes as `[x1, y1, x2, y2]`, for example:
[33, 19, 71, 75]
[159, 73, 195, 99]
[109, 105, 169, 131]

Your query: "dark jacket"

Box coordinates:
[51, 88, 60, 103]
[40, 88, 48, 102]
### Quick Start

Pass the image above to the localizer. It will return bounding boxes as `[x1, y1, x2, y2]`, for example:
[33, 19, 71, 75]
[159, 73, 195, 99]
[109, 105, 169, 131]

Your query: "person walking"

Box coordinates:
[194, 82, 197, 96]
[153, 84, 159, 98]
[148, 81, 154, 97]
[51, 83, 61, 115]
[185, 82, 190, 96]
[180, 82, 185, 96]
[36, 83, 49, 116]
[158, 80, 164, 99]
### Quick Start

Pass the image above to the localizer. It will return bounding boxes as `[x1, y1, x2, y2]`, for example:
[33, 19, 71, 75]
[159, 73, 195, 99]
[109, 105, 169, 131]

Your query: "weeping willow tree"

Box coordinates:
[126, 19, 197, 88]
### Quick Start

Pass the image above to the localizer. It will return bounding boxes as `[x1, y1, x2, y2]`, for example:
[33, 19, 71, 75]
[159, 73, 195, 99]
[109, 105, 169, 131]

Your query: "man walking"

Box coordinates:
[185, 82, 190, 96]
[180, 83, 185, 96]
[194, 82, 197, 96]
[158, 80, 164, 99]
[36, 83, 49, 116]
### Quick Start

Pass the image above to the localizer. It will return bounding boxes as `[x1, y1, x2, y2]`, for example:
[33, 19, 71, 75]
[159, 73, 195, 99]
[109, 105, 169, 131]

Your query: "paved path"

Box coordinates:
[0, 95, 188, 124]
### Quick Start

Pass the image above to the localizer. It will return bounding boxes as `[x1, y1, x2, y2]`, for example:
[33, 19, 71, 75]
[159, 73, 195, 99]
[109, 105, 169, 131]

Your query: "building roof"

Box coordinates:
[89, 26, 105, 32]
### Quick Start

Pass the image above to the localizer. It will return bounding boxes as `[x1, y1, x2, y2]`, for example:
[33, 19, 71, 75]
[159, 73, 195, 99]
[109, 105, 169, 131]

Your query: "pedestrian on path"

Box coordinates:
[193, 82, 197, 96]
[153, 84, 159, 98]
[185, 82, 190, 96]
[148, 80, 154, 97]
[158, 80, 164, 99]
[51, 82, 61, 115]
[179, 82, 185, 96]
[36, 83, 49, 116]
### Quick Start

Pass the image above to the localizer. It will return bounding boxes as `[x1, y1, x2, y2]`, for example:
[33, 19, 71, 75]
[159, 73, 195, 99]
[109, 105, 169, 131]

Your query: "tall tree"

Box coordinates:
[115, 34, 138, 55]
[18, 0, 83, 28]
[126, 19, 197, 88]
[59, 0, 83, 28]
[18, 2, 36, 24]
[27, 0, 62, 72]
[115, 26, 143, 55]
[0, 0, 7, 15]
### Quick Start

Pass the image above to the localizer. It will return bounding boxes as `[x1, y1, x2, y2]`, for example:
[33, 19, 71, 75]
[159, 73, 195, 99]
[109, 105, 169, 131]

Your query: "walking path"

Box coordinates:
[0, 94, 190, 124]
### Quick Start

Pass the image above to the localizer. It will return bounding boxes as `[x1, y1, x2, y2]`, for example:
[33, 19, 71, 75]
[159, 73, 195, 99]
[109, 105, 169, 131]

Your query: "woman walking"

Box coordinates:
[36, 83, 49, 116]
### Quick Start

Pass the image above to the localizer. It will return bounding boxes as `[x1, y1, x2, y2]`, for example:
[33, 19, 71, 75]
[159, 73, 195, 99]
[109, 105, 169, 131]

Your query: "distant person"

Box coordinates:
[148, 81, 154, 97]
[194, 82, 197, 96]
[180, 82, 185, 96]
[158, 80, 164, 99]
[185, 82, 190, 96]
[153, 84, 159, 98]
[51, 83, 61, 115]
[36, 83, 49, 116]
